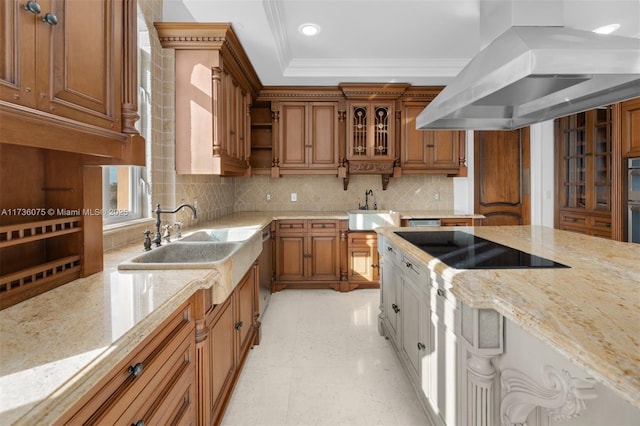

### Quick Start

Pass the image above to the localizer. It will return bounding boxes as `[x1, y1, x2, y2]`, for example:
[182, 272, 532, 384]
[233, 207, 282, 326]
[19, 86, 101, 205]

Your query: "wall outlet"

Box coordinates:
[434, 192, 440, 201]
[291, 192, 297, 202]
[266, 193, 271, 201]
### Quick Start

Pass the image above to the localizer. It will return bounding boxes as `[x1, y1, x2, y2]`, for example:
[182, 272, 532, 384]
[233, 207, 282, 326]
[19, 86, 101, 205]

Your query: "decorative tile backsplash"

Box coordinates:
[234, 174, 453, 212]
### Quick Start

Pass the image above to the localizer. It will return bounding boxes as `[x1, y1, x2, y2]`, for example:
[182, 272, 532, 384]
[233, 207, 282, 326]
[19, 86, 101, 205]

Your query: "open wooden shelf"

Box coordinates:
[0, 217, 82, 248]
[0, 255, 82, 309]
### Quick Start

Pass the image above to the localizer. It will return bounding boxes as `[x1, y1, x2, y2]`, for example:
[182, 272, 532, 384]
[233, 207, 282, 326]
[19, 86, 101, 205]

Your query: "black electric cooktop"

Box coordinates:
[395, 231, 569, 270]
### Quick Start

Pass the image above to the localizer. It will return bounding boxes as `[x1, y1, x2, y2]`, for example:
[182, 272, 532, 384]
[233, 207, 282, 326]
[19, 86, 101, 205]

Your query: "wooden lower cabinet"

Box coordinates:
[58, 265, 260, 426]
[197, 265, 260, 426]
[58, 299, 197, 425]
[273, 220, 344, 291]
[346, 231, 379, 288]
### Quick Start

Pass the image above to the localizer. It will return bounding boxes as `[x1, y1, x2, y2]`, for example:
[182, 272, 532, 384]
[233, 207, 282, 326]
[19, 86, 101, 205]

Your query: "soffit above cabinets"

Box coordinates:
[162, 0, 640, 86]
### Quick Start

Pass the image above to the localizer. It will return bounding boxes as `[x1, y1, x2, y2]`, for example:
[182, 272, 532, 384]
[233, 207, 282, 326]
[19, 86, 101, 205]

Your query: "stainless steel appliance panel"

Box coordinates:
[629, 158, 640, 203]
[258, 225, 272, 316]
[629, 203, 640, 244]
[408, 219, 441, 227]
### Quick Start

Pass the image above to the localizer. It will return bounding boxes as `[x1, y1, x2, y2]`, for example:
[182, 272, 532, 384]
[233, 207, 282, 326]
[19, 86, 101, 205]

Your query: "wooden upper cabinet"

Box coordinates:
[0, 0, 144, 163]
[278, 101, 339, 171]
[401, 102, 464, 174]
[621, 97, 640, 158]
[155, 23, 262, 176]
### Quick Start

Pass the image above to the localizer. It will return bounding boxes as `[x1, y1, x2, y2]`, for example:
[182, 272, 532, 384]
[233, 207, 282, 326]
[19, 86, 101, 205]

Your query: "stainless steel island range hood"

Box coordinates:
[417, 26, 640, 130]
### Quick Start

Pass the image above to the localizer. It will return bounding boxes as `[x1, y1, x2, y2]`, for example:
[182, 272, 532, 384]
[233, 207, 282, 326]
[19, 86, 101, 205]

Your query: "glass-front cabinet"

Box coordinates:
[347, 102, 395, 161]
[555, 107, 612, 238]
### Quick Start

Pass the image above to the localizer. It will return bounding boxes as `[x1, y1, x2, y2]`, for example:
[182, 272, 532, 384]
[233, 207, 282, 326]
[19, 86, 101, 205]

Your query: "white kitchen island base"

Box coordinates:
[377, 226, 640, 426]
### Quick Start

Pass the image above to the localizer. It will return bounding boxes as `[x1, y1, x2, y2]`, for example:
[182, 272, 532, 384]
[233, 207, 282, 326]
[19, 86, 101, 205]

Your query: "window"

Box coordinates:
[102, 15, 151, 226]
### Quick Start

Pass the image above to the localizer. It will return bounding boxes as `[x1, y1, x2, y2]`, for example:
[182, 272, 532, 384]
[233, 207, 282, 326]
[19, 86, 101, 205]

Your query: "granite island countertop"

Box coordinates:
[375, 225, 640, 409]
[0, 209, 486, 424]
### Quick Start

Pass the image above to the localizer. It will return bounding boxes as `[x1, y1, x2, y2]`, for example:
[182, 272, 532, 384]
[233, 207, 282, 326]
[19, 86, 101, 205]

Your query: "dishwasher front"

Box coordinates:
[407, 219, 442, 227]
[257, 224, 272, 317]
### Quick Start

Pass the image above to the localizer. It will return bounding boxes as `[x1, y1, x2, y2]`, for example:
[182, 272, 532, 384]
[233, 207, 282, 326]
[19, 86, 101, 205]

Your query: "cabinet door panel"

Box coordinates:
[381, 259, 401, 346]
[402, 104, 428, 168]
[280, 103, 307, 167]
[276, 235, 305, 280]
[0, 0, 37, 106]
[309, 103, 338, 168]
[348, 247, 374, 282]
[46, 0, 121, 129]
[237, 266, 255, 354]
[401, 278, 421, 382]
[429, 131, 459, 169]
[309, 234, 340, 280]
[209, 298, 235, 411]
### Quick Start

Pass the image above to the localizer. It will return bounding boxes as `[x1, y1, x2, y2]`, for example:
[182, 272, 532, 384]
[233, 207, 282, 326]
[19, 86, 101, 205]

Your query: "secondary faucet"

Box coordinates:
[152, 203, 197, 247]
[359, 189, 374, 210]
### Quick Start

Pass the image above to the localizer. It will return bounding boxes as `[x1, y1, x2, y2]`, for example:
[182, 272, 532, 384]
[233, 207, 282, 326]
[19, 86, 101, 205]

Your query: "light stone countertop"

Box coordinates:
[375, 225, 640, 409]
[0, 210, 487, 424]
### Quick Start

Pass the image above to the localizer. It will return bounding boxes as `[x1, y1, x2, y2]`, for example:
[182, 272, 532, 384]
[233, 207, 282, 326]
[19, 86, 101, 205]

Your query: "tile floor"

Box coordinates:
[221, 289, 431, 426]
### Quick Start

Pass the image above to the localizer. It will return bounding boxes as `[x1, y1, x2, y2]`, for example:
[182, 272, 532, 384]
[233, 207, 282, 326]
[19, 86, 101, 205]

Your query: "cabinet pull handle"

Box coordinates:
[436, 288, 445, 297]
[128, 362, 144, 378]
[417, 342, 426, 350]
[23, 0, 41, 14]
[235, 321, 244, 330]
[392, 303, 400, 314]
[371, 264, 378, 268]
[131, 421, 144, 426]
[425, 144, 435, 148]
[41, 12, 58, 25]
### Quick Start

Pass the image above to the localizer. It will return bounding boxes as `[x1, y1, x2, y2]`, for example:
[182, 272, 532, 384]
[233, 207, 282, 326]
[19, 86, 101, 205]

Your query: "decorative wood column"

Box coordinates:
[461, 304, 504, 426]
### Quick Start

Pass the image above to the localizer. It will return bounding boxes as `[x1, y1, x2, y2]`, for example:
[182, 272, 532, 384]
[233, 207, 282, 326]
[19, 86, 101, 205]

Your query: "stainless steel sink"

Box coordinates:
[347, 210, 400, 231]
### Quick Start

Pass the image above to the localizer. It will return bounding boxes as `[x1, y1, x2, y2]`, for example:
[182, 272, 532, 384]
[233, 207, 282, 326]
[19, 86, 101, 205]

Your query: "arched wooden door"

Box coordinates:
[474, 129, 530, 226]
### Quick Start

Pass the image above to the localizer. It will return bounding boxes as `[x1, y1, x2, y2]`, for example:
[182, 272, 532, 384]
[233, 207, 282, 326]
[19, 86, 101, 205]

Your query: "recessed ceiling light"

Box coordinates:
[593, 24, 621, 34]
[299, 23, 320, 36]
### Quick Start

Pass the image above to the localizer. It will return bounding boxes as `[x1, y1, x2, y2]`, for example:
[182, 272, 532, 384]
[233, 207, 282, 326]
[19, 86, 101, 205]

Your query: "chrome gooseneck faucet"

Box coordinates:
[152, 203, 197, 247]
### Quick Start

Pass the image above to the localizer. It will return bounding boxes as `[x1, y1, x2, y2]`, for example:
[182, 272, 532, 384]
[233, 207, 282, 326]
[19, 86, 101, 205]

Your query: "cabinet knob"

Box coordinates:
[436, 288, 445, 298]
[387, 246, 394, 252]
[128, 362, 144, 377]
[391, 303, 400, 314]
[23, 1, 41, 15]
[131, 421, 144, 426]
[41, 12, 58, 25]
[235, 321, 244, 330]
[417, 342, 426, 350]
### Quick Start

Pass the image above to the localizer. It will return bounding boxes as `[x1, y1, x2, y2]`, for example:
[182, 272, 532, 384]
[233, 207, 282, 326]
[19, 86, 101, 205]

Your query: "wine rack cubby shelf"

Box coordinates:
[0, 217, 82, 248]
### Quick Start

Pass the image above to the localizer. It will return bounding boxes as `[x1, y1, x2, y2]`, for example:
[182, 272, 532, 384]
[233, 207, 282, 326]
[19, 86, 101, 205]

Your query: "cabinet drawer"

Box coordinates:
[277, 220, 307, 232]
[348, 231, 377, 247]
[309, 220, 339, 233]
[380, 238, 400, 266]
[110, 332, 196, 425]
[61, 300, 195, 424]
[400, 253, 428, 287]
[431, 287, 459, 331]
[440, 218, 472, 227]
